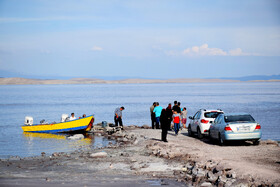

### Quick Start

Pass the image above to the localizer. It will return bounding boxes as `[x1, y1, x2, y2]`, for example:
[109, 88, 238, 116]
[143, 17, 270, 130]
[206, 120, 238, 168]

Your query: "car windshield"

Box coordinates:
[225, 115, 255, 123]
[204, 112, 223, 118]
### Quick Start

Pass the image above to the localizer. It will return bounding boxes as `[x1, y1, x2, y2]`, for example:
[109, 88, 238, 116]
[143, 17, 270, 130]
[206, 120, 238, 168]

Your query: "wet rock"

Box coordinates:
[122, 137, 129, 142]
[67, 134, 84, 140]
[207, 171, 218, 183]
[185, 173, 192, 181]
[225, 180, 234, 187]
[186, 162, 194, 170]
[200, 182, 213, 187]
[90, 152, 108, 158]
[231, 172, 237, 179]
[218, 175, 227, 183]
[197, 168, 206, 177]
[213, 165, 223, 174]
[181, 167, 187, 172]
[192, 175, 205, 185]
[192, 165, 198, 175]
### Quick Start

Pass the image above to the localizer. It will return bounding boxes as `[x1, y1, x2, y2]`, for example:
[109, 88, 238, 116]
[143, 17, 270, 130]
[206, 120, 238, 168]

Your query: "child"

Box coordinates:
[172, 111, 181, 135]
[181, 107, 187, 128]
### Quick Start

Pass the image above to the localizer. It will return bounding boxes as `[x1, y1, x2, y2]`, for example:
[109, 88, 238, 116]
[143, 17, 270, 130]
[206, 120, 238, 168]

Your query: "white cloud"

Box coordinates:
[229, 48, 243, 56]
[179, 44, 259, 57]
[90, 46, 103, 51]
[182, 44, 227, 56]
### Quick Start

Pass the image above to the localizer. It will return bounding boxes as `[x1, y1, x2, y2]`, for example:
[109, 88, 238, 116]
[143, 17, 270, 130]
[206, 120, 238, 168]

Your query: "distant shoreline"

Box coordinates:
[0, 77, 280, 85]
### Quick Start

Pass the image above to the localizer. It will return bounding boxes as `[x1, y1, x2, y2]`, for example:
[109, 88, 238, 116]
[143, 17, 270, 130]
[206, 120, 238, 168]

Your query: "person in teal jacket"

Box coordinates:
[153, 102, 163, 129]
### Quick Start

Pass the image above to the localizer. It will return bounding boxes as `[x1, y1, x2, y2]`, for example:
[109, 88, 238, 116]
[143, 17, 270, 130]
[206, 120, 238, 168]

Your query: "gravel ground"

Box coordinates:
[0, 128, 279, 186]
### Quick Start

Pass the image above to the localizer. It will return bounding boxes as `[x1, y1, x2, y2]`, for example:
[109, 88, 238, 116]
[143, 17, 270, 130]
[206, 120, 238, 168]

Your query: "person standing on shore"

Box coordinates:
[150, 102, 156, 129]
[160, 109, 168, 142]
[114, 106, 125, 129]
[177, 102, 182, 113]
[173, 111, 181, 135]
[153, 102, 163, 129]
[166, 103, 173, 130]
[172, 101, 178, 111]
[181, 107, 187, 128]
[172, 101, 181, 114]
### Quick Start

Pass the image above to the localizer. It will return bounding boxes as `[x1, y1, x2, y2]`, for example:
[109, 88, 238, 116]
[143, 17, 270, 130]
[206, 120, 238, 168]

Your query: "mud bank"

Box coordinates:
[0, 127, 279, 186]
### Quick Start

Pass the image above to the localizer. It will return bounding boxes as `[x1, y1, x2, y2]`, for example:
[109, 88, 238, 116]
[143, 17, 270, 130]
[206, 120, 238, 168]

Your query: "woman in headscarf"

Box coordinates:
[166, 103, 173, 130]
[160, 109, 169, 142]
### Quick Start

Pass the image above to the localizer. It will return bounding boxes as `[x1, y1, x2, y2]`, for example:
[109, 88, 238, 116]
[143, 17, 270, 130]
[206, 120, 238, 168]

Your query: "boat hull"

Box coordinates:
[22, 115, 94, 133]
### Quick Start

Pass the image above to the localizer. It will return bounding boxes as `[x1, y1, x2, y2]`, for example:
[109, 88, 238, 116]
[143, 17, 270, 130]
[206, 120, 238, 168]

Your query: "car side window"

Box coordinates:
[197, 112, 201, 119]
[214, 115, 222, 124]
[214, 117, 218, 124]
[217, 115, 223, 124]
[194, 112, 199, 119]
[195, 111, 201, 119]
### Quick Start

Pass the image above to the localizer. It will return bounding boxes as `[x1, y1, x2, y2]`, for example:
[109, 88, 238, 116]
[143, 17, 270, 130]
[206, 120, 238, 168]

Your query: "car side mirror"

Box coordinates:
[189, 116, 193, 120]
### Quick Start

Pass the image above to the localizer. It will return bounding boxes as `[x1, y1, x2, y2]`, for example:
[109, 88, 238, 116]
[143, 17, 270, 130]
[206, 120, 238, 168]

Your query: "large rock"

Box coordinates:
[200, 182, 213, 187]
[67, 134, 84, 140]
[207, 171, 218, 183]
[90, 152, 108, 158]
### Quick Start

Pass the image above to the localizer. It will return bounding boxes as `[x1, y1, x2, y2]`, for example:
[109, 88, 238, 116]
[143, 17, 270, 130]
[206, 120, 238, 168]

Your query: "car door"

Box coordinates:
[193, 111, 201, 132]
[190, 111, 198, 131]
[212, 115, 222, 139]
[190, 112, 198, 131]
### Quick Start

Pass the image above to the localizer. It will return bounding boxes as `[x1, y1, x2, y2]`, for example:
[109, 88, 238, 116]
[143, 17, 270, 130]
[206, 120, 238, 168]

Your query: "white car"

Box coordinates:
[188, 109, 224, 139]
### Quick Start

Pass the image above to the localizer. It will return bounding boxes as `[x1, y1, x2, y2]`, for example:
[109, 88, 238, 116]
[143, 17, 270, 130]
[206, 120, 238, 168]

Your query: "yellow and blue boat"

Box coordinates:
[22, 115, 94, 133]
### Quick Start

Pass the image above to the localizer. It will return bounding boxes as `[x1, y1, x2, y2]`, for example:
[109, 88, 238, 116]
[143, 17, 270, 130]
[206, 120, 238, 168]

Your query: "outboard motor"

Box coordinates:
[25, 116, 33, 126]
[61, 114, 69, 122]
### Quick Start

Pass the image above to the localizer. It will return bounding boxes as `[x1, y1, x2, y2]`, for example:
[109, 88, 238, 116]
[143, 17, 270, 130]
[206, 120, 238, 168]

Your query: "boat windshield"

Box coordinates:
[225, 115, 255, 123]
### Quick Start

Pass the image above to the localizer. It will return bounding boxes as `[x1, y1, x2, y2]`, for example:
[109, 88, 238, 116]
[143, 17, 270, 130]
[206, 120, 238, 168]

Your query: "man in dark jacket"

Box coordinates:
[166, 103, 173, 130]
[160, 109, 168, 142]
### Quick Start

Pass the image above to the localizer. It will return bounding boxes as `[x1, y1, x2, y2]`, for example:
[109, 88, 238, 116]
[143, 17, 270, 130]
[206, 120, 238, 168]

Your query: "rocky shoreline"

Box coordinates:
[0, 127, 279, 186]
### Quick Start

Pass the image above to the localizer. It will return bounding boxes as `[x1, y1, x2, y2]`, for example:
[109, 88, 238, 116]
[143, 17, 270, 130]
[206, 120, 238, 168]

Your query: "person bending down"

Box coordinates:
[114, 106, 125, 129]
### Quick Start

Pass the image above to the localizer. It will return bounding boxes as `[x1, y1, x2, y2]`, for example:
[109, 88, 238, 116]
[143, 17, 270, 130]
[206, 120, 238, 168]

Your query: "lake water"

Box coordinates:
[0, 82, 279, 158]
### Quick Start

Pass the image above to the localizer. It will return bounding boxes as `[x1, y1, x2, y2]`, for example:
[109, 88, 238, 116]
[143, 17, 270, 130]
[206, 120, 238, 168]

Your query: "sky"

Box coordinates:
[0, 0, 280, 79]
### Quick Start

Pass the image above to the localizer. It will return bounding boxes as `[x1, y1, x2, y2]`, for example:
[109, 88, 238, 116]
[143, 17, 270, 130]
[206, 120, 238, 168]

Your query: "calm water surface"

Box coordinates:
[0, 82, 279, 158]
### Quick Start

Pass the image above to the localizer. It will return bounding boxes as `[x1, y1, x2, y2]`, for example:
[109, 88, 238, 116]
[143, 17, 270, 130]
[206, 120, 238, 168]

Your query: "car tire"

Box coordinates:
[197, 127, 203, 139]
[252, 139, 260, 145]
[208, 130, 212, 140]
[219, 133, 226, 146]
[188, 125, 193, 137]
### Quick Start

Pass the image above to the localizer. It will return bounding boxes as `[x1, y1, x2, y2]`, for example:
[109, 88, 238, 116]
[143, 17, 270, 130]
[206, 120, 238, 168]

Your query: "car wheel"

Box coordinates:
[208, 130, 212, 140]
[252, 139, 260, 145]
[188, 125, 193, 137]
[197, 127, 203, 139]
[219, 133, 225, 146]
